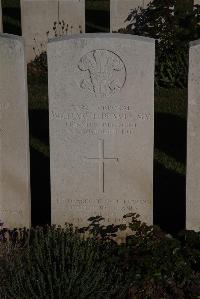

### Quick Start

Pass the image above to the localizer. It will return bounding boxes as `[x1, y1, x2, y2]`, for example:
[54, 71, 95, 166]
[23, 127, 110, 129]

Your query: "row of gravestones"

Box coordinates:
[2, 0, 200, 62]
[1, 31, 200, 231]
[0, 0, 158, 62]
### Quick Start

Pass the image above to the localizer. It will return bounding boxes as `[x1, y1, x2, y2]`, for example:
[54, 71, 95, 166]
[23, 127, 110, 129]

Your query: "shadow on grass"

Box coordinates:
[155, 113, 187, 164]
[29, 110, 50, 226]
[30, 148, 51, 226]
[86, 9, 110, 33]
[29, 110, 49, 146]
[154, 112, 186, 233]
[154, 161, 185, 234]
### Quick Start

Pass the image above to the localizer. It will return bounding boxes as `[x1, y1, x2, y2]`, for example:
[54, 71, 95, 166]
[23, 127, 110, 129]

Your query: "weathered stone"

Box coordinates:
[110, 0, 150, 32]
[59, 0, 85, 34]
[48, 33, 155, 227]
[21, 0, 85, 62]
[187, 40, 200, 231]
[0, 34, 30, 228]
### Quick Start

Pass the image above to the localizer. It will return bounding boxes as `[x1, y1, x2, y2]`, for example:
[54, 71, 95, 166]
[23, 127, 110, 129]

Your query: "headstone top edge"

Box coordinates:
[48, 33, 155, 45]
[190, 39, 200, 48]
[0, 33, 24, 43]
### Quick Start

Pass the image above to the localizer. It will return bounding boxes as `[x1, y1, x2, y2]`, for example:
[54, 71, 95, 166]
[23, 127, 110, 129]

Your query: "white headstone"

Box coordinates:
[48, 33, 155, 227]
[0, 34, 30, 228]
[187, 40, 200, 231]
[110, 0, 150, 32]
[21, 0, 85, 62]
[0, 0, 3, 32]
[59, 0, 85, 34]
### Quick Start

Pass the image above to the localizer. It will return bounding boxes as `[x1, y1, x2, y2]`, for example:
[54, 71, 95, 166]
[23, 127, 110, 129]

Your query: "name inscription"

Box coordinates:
[50, 104, 151, 136]
[0, 209, 24, 217]
[0, 103, 10, 111]
[55, 197, 148, 224]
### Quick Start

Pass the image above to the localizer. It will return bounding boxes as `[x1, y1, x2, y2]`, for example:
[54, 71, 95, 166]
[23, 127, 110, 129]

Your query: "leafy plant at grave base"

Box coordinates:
[0, 227, 30, 299]
[116, 0, 200, 89]
[80, 213, 200, 299]
[122, 214, 200, 299]
[1, 214, 200, 298]
[0, 225, 129, 299]
[177, 230, 200, 272]
[78, 215, 127, 240]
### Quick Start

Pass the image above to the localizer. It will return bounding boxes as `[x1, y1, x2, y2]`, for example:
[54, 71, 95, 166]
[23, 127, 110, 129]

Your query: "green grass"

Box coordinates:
[155, 87, 187, 120]
[28, 71, 48, 110]
[154, 148, 186, 175]
[154, 87, 187, 175]
[86, 0, 110, 12]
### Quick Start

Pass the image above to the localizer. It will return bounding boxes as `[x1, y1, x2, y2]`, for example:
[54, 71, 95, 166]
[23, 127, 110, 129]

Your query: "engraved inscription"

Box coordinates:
[50, 104, 152, 136]
[86, 139, 119, 193]
[56, 196, 149, 224]
[78, 49, 126, 98]
[0, 209, 23, 216]
[0, 103, 10, 111]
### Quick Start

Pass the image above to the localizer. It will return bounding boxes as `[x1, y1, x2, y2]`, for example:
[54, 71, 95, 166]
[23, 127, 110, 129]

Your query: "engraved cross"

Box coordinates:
[87, 139, 119, 193]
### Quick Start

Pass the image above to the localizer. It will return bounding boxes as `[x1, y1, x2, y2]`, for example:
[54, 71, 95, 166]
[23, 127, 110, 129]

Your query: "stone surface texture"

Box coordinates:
[110, 0, 150, 32]
[0, 34, 30, 228]
[187, 40, 200, 231]
[48, 33, 155, 227]
[21, 0, 85, 62]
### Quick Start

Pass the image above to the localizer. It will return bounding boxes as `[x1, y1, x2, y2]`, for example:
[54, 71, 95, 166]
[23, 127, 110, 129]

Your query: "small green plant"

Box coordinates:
[0, 225, 129, 299]
[52, 20, 83, 37]
[31, 20, 83, 73]
[80, 214, 200, 298]
[118, 0, 200, 88]
[1, 215, 200, 298]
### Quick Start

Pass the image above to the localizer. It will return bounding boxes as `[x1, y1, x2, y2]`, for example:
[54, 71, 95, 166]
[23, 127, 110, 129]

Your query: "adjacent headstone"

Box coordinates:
[59, 0, 85, 34]
[187, 40, 200, 231]
[0, 34, 30, 228]
[21, 0, 85, 62]
[0, 0, 3, 32]
[48, 33, 155, 227]
[110, 0, 149, 32]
